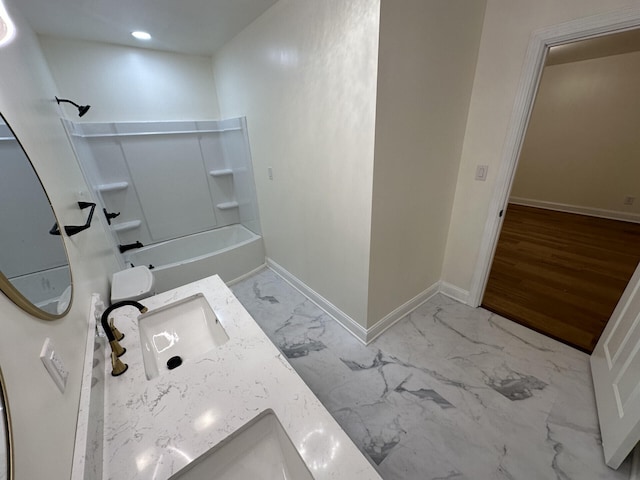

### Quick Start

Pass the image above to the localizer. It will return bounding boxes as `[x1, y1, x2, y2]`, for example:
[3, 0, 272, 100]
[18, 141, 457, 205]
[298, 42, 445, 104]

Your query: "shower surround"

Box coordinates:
[67, 117, 263, 287]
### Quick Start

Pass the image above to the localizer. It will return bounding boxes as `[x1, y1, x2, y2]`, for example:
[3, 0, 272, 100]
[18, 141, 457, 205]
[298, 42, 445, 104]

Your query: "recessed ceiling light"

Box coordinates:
[131, 31, 151, 41]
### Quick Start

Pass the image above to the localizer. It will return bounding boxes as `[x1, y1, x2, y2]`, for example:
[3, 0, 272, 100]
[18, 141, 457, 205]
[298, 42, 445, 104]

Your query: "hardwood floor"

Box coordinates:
[482, 204, 640, 353]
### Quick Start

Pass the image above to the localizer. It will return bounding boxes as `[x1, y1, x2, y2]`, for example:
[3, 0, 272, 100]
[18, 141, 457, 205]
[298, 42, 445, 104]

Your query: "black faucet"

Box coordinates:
[101, 300, 148, 376]
[119, 241, 144, 253]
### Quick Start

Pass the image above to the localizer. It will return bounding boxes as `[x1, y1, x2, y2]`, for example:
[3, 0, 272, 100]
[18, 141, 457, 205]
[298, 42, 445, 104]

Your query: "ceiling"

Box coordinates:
[12, 1, 640, 62]
[12, 0, 278, 56]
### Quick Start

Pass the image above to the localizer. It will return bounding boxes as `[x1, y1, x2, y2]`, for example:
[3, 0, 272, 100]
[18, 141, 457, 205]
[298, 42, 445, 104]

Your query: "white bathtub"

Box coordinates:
[124, 224, 265, 293]
[9, 265, 72, 314]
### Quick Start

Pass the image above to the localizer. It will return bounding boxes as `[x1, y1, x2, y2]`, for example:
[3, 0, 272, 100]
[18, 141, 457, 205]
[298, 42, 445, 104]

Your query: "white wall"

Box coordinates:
[510, 50, 640, 217]
[213, 0, 381, 326]
[367, 0, 486, 324]
[39, 36, 220, 122]
[442, 0, 640, 294]
[0, 2, 119, 478]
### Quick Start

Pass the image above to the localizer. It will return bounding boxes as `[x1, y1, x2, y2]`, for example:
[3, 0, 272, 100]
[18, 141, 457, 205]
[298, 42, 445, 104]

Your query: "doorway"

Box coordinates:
[473, 26, 640, 352]
[483, 204, 640, 352]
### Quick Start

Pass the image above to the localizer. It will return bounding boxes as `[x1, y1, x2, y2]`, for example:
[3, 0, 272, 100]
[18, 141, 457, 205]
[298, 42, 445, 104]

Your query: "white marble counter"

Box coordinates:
[99, 275, 382, 480]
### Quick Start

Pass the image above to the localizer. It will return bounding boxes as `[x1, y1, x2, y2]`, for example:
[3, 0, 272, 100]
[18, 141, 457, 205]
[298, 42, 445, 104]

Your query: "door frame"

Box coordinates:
[468, 6, 640, 308]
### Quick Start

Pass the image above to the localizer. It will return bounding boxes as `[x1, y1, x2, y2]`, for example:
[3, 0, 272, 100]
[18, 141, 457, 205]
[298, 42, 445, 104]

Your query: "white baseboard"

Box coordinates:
[440, 281, 471, 304]
[365, 281, 440, 343]
[226, 263, 267, 287]
[266, 258, 369, 344]
[266, 258, 442, 345]
[510, 197, 640, 224]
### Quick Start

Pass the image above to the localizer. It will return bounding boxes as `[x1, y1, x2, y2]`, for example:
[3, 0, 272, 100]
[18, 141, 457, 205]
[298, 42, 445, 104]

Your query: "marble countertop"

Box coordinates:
[99, 275, 382, 480]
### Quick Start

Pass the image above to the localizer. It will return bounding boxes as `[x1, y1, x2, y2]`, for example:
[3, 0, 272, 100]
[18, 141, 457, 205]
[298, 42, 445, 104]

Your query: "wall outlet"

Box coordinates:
[475, 165, 489, 181]
[40, 338, 69, 393]
[268, 166, 273, 180]
[624, 196, 635, 206]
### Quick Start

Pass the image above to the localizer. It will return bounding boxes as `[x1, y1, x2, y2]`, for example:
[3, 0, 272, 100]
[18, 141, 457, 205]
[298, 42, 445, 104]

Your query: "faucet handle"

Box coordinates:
[109, 318, 125, 341]
[111, 352, 128, 377]
[109, 338, 126, 357]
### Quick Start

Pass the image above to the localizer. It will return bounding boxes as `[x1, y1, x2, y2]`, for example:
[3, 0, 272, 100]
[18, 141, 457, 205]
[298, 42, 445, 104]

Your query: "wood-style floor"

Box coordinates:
[482, 204, 640, 353]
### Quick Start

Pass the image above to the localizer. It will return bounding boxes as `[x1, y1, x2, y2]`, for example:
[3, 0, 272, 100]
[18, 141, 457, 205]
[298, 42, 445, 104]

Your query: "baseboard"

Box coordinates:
[266, 258, 369, 344]
[510, 197, 640, 224]
[365, 282, 440, 343]
[267, 259, 443, 345]
[440, 281, 471, 304]
[226, 263, 267, 287]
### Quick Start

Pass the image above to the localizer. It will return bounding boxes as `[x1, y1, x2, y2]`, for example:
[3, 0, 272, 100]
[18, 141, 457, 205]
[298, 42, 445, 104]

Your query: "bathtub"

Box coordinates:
[124, 224, 265, 293]
[9, 265, 72, 314]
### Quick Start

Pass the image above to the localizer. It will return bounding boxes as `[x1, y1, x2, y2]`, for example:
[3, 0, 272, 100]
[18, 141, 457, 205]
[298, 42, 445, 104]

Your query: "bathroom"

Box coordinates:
[1, 0, 640, 479]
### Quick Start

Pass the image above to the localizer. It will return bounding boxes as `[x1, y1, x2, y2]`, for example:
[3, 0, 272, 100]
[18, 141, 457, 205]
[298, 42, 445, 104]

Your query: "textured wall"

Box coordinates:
[213, 0, 380, 326]
[442, 0, 640, 294]
[39, 36, 220, 122]
[367, 0, 486, 325]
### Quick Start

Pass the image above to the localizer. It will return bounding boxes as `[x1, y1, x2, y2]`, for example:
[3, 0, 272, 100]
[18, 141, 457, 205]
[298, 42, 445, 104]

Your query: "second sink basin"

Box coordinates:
[169, 410, 315, 480]
[138, 293, 229, 379]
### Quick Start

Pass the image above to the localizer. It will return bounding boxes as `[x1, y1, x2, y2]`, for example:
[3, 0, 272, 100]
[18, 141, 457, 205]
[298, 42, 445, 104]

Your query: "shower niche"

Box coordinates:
[66, 117, 261, 260]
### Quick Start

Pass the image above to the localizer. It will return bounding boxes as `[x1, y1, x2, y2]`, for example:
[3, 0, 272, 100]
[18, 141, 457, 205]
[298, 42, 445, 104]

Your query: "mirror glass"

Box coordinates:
[0, 366, 12, 480]
[0, 114, 72, 318]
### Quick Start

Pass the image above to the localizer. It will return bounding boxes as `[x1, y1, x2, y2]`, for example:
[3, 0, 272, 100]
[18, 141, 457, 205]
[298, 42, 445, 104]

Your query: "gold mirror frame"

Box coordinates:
[0, 115, 73, 320]
[0, 271, 70, 320]
[0, 365, 13, 480]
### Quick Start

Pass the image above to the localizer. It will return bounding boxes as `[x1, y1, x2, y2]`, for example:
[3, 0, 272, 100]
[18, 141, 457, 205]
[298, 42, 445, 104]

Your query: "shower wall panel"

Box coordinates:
[121, 135, 217, 241]
[66, 119, 260, 249]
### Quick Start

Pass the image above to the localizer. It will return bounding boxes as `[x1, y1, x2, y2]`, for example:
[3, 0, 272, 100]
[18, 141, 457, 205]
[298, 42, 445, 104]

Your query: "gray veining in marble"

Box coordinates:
[281, 339, 327, 358]
[232, 267, 631, 480]
[394, 380, 454, 409]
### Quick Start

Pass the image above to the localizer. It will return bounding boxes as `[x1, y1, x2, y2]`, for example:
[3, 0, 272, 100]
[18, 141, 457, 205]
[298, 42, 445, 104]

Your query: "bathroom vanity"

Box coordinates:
[73, 275, 382, 480]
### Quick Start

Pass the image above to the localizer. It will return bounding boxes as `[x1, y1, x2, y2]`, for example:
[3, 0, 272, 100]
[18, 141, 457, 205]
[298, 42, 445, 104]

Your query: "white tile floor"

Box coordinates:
[231, 268, 630, 480]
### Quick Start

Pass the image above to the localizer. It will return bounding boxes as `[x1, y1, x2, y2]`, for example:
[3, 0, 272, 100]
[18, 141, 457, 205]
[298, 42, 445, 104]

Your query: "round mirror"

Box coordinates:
[0, 366, 13, 480]
[0, 114, 72, 319]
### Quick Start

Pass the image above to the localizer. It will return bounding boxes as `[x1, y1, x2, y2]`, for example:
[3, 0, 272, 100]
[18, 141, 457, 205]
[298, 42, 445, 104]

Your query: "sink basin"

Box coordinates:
[169, 410, 314, 480]
[138, 293, 229, 379]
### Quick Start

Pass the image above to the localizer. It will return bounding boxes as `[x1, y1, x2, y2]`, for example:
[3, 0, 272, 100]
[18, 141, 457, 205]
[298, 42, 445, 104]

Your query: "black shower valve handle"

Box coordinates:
[103, 208, 121, 225]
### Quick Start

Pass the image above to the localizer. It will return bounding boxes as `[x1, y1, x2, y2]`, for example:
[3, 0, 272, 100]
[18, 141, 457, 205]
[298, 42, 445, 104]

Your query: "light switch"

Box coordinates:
[268, 167, 273, 180]
[475, 165, 488, 181]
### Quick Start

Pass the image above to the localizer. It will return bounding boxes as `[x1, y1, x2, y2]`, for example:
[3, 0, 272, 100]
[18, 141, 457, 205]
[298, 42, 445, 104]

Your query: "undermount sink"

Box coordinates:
[138, 293, 229, 380]
[169, 410, 314, 480]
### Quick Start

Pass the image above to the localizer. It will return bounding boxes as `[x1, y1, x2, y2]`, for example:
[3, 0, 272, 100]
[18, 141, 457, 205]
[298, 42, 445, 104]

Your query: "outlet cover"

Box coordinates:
[40, 338, 69, 393]
[624, 196, 635, 206]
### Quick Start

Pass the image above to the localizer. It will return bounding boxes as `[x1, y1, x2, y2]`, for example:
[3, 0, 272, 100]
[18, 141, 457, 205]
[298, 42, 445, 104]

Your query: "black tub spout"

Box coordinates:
[119, 241, 143, 253]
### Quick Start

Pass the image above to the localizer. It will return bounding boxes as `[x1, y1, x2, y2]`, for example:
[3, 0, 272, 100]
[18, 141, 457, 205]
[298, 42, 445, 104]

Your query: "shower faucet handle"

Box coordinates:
[119, 241, 144, 253]
[103, 208, 121, 225]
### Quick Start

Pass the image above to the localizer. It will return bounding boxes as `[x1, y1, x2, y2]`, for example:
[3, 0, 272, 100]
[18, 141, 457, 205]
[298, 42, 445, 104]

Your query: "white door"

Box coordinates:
[591, 261, 640, 468]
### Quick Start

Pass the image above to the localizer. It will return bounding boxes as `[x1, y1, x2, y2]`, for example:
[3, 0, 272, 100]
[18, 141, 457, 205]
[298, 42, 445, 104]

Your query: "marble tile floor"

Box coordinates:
[231, 268, 630, 480]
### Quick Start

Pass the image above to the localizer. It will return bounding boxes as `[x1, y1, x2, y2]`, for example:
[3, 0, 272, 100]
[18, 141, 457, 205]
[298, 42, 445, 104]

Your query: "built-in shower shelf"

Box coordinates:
[216, 201, 239, 210]
[112, 220, 141, 232]
[71, 128, 242, 139]
[97, 182, 129, 193]
[209, 169, 233, 177]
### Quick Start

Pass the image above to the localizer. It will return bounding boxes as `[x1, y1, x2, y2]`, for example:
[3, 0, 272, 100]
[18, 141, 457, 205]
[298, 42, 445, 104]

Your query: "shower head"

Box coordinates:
[55, 96, 91, 117]
[78, 104, 91, 117]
